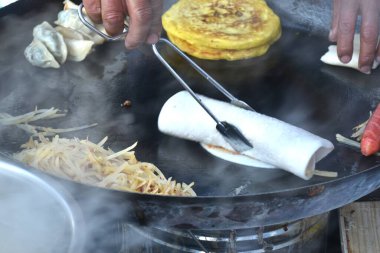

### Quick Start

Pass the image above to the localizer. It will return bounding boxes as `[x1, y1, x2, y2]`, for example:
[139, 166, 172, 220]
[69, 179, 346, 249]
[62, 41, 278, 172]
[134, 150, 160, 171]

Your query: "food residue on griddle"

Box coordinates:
[121, 100, 132, 108]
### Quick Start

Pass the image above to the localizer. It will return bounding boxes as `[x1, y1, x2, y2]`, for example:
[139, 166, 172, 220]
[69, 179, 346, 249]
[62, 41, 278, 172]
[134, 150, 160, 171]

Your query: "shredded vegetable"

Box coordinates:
[336, 134, 361, 149]
[14, 135, 196, 196]
[351, 111, 372, 141]
[314, 169, 338, 178]
[0, 107, 97, 136]
[336, 109, 380, 156]
[336, 133, 380, 156]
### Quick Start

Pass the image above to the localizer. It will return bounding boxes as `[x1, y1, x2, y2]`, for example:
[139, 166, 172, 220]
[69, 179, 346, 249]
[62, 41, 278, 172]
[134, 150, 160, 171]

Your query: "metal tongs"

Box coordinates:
[78, 3, 254, 153]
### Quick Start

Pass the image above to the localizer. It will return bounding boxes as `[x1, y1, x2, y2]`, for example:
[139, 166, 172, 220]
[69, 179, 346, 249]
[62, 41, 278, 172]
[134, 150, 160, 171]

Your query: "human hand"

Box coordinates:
[83, 0, 163, 49]
[329, 0, 380, 74]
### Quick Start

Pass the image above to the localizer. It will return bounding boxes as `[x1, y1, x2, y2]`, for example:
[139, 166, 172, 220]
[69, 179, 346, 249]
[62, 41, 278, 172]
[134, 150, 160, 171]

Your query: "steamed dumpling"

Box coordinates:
[33, 21, 68, 64]
[55, 9, 106, 45]
[60, 0, 110, 45]
[65, 39, 94, 61]
[55, 26, 95, 61]
[63, 0, 79, 10]
[55, 26, 87, 40]
[55, 9, 93, 35]
[24, 39, 60, 68]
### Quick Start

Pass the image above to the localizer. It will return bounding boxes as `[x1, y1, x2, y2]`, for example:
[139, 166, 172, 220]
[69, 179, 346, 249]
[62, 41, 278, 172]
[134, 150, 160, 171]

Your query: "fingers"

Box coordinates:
[329, 0, 341, 42]
[358, 0, 379, 74]
[84, 0, 126, 35]
[125, 0, 154, 49]
[336, 0, 359, 64]
[101, 0, 126, 36]
[146, 0, 164, 44]
[84, 0, 163, 49]
[83, 0, 102, 24]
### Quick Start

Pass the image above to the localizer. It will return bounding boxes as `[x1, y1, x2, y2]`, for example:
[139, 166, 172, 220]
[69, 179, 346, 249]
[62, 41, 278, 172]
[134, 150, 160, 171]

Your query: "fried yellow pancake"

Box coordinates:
[167, 32, 279, 60]
[162, 0, 281, 50]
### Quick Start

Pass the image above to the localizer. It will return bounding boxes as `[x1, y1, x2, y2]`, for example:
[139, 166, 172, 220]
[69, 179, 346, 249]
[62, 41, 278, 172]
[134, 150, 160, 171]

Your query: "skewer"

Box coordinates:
[77, 3, 254, 153]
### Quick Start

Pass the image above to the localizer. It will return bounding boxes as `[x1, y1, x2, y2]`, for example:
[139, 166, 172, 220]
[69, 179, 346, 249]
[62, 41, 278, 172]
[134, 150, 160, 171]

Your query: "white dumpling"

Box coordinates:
[33, 21, 68, 64]
[92, 25, 109, 45]
[55, 9, 106, 45]
[55, 26, 95, 61]
[55, 9, 92, 35]
[55, 26, 87, 40]
[63, 0, 79, 10]
[24, 39, 60, 68]
[65, 39, 94, 61]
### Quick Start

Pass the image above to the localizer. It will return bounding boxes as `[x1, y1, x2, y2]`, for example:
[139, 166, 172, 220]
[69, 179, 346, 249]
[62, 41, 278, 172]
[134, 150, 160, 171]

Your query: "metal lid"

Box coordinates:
[0, 159, 85, 253]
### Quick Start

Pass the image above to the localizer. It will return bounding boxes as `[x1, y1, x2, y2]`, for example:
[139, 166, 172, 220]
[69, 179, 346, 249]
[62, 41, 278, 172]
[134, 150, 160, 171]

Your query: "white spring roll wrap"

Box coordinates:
[158, 91, 334, 180]
[321, 34, 379, 73]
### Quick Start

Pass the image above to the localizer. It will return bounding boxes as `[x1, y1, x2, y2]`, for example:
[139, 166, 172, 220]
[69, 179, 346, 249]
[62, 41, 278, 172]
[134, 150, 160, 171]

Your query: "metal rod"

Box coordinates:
[152, 40, 220, 124]
[155, 38, 254, 111]
[187, 230, 210, 253]
[228, 230, 237, 253]
[78, 3, 128, 41]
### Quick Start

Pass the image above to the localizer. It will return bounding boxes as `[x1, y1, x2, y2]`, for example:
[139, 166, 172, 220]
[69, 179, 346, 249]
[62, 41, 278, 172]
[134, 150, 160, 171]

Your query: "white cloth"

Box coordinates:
[158, 91, 334, 180]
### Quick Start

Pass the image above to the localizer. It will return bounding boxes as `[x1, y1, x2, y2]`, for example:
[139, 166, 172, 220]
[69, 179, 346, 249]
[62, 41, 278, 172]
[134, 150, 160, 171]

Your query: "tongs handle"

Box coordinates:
[152, 39, 255, 111]
[152, 39, 220, 123]
[78, 3, 128, 41]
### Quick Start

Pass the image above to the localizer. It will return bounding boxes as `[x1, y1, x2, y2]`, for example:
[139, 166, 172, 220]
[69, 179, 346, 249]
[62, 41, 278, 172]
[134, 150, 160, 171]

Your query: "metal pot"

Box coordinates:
[0, 158, 85, 253]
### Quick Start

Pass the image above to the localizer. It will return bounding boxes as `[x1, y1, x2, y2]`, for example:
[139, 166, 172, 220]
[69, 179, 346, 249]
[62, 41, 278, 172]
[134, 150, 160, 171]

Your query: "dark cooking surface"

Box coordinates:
[0, 0, 380, 229]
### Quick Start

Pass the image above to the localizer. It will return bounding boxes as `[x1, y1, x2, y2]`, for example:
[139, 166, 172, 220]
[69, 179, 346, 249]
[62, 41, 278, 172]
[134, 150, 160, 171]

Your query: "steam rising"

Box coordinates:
[0, 4, 141, 252]
[1, 0, 379, 251]
[0, 1, 185, 251]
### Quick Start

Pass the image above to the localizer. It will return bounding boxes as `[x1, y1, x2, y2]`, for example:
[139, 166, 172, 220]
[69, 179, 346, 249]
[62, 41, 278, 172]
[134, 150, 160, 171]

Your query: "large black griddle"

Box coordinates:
[0, 0, 380, 230]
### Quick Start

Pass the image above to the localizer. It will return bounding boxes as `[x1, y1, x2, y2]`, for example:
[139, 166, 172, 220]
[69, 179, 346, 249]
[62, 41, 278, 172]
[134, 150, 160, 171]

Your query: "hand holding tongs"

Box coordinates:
[78, 3, 254, 153]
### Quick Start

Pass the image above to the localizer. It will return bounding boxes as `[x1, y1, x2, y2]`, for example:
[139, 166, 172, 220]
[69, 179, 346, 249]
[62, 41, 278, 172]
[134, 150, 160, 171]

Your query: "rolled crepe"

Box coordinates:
[158, 91, 334, 180]
[321, 34, 379, 73]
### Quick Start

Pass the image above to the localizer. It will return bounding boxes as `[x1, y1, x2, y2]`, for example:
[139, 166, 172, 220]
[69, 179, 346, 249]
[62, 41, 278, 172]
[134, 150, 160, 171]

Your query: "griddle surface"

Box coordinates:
[1, 0, 380, 229]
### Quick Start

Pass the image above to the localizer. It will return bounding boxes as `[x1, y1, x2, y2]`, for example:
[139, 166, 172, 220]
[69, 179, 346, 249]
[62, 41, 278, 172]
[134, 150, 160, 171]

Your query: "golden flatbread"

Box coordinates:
[162, 0, 281, 50]
[167, 32, 276, 60]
